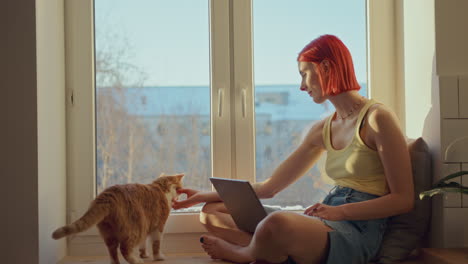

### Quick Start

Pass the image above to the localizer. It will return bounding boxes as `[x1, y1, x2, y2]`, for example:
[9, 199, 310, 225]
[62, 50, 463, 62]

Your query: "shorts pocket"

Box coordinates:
[348, 219, 368, 233]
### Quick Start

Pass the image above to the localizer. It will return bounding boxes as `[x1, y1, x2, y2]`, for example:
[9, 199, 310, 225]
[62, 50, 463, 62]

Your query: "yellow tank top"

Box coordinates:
[322, 99, 389, 196]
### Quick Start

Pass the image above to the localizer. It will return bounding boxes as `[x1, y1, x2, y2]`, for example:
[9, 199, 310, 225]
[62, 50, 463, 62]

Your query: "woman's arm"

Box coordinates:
[172, 189, 222, 209]
[174, 119, 327, 208]
[341, 105, 414, 220]
[253, 119, 326, 199]
[175, 132, 323, 208]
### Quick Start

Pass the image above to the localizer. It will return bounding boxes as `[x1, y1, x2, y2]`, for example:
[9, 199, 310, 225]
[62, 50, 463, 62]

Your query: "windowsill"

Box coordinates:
[67, 232, 208, 257]
[59, 254, 231, 264]
[66, 209, 308, 257]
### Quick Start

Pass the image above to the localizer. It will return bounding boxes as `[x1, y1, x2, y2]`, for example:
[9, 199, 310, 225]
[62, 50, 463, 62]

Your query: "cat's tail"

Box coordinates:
[52, 199, 110, 240]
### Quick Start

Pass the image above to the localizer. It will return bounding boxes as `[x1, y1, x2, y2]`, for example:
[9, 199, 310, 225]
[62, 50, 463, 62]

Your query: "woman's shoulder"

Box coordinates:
[365, 101, 403, 139]
[301, 115, 331, 149]
[366, 102, 400, 127]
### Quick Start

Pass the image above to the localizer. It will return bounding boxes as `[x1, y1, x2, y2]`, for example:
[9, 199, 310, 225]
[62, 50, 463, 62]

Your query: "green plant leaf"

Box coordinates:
[420, 171, 468, 199]
[436, 181, 463, 188]
[434, 171, 468, 187]
[419, 186, 468, 200]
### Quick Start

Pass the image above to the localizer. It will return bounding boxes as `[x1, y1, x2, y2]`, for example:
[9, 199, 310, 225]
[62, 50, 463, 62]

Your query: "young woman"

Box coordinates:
[172, 34, 414, 264]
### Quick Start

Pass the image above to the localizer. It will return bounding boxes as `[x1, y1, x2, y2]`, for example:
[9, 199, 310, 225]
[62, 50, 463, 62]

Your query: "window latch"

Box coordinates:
[70, 90, 75, 106]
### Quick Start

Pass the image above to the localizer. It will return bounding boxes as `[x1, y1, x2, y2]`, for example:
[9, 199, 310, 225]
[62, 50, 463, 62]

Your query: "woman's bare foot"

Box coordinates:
[249, 260, 291, 264]
[200, 235, 254, 263]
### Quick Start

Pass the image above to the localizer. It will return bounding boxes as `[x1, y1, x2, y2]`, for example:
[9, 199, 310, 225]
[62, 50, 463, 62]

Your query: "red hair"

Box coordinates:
[297, 35, 360, 96]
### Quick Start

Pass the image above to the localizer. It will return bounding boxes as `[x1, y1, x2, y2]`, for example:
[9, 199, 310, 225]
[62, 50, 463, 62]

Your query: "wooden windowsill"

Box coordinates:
[59, 247, 468, 264]
[59, 254, 229, 264]
[419, 248, 468, 264]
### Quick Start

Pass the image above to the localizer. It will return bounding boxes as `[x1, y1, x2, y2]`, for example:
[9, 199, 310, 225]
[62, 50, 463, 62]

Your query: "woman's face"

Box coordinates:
[298, 61, 327, 104]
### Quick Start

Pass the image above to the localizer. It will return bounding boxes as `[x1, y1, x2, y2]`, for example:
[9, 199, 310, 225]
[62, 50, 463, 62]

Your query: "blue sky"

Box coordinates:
[95, 0, 367, 86]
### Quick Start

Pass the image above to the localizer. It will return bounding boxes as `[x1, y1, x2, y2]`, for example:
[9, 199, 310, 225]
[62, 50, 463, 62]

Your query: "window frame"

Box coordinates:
[64, 0, 398, 253]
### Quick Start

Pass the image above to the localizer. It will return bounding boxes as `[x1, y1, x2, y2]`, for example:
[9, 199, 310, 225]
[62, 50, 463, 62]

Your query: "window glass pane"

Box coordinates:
[94, 0, 211, 212]
[253, 0, 368, 209]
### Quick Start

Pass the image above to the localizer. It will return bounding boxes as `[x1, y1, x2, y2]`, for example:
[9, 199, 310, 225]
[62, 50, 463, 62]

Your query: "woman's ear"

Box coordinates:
[320, 60, 330, 73]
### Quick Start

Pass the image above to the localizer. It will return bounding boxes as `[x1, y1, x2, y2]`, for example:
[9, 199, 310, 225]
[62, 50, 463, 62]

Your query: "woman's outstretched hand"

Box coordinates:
[304, 203, 346, 221]
[172, 188, 206, 209]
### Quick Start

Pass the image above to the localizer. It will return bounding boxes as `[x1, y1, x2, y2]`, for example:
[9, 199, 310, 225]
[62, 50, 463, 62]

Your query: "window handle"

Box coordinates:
[218, 88, 224, 117]
[241, 88, 247, 118]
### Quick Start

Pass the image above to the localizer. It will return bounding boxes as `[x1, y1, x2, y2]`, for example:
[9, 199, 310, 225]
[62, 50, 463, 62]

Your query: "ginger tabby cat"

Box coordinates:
[52, 173, 184, 264]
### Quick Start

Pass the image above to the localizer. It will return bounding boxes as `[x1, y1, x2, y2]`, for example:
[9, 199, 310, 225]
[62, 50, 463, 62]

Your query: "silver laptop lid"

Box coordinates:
[209, 177, 267, 233]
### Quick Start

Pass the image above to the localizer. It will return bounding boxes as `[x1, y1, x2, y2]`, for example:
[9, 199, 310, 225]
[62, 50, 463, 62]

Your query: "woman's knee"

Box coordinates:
[199, 202, 224, 226]
[263, 211, 295, 228]
[255, 211, 293, 241]
[202, 201, 230, 214]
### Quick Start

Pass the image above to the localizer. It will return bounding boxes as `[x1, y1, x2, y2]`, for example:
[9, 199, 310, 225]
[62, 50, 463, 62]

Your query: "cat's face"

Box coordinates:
[155, 173, 184, 197]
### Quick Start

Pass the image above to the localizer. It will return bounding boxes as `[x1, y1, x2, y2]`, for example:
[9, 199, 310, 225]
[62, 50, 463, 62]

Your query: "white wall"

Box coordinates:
[434, 0, 468, 248]
[396, 0, 444, 247]
[435, 0, 468, 75]
[37, 0, 67, 263]
[401, 0, 436, 140]
[396, 0, 468, 248]
[401, 0, 468, 248]
[1, 0, 39, 263]
[0, 0, 67, 263]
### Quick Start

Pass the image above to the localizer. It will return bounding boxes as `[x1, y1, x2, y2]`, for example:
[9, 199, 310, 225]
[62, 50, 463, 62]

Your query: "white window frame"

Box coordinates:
[64, 0, 398, 254]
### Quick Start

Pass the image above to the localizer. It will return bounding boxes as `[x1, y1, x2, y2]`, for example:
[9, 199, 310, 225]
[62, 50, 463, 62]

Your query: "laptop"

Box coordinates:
[209, 177, 269, 233]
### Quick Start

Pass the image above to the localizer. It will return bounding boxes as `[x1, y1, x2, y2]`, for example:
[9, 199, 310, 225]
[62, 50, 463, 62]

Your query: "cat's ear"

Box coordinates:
[175, 173, 185, 181]
[159, 172, 166, 178]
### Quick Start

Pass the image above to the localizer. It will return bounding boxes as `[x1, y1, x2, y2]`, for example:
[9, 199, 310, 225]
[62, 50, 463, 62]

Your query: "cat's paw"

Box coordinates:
[139, 249, 149, 259]
[153, 253, 166, 261]
[134, 258, 144, 264]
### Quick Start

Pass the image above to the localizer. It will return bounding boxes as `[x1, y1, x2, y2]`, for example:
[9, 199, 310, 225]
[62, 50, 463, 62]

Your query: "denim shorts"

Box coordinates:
[264, 186, 387, 264]
[320, 186, 388, 264]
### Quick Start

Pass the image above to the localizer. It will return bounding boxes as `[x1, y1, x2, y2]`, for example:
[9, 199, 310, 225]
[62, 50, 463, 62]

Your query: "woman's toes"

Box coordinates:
[200, 234, 217, 245]
[199, 235, 254, 263]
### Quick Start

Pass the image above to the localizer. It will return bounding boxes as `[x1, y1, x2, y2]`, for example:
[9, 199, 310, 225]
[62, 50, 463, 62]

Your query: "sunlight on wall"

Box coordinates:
[401, 0, 435, 139]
